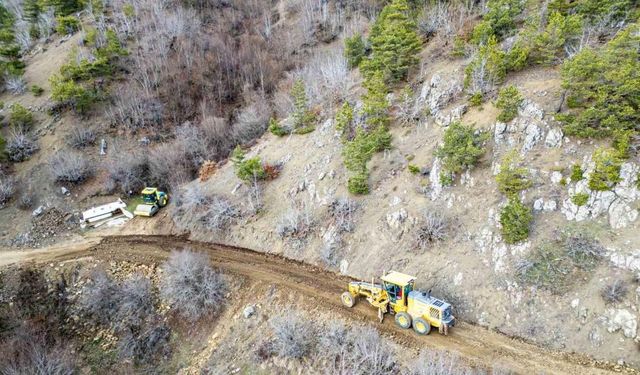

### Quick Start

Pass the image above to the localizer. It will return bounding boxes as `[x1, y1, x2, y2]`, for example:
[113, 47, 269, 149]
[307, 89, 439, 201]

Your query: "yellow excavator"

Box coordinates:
[341, 271, 455, 335]
[133, 187, 169, 217]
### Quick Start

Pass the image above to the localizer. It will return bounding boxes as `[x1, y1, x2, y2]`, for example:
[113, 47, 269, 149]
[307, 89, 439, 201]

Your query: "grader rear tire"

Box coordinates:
[395, 312, 412, 329]
[341, 292, 356, 308]
[413, 317, 431, 335]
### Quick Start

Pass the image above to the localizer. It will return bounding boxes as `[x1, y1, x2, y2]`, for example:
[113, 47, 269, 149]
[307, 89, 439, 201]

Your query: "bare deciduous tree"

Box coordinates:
[6, 130, 38, 162]
[4, 75, 27, 95]
[66, 127, 96, 149]
[414, 211, 448, 249]
[276, 201, 315, 239]
[0, 175, 16, 206]
[49, 150, 93, 183]
[160, 249, 227, 321]
[328, 198, 358, 233]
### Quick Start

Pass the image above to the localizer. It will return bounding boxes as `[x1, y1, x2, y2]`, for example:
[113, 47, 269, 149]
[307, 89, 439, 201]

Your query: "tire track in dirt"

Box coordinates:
[2, 235, 636, 375]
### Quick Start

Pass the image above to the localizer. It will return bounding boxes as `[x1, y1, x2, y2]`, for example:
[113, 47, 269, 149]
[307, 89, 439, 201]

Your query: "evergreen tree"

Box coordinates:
[532, 12, 582, 66]
[47, 0, 85, 16]
[344, 34, 365, 69]
[363, 0, 421, 83]
[361, 71, 390, 129]
[558, 23, 639, 137]
[290, 79, 314, 130]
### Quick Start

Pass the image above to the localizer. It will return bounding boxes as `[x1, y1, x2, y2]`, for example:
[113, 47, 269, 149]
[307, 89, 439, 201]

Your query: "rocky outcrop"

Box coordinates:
[417, 73, 463, 117]
[545, 127, 564, 148]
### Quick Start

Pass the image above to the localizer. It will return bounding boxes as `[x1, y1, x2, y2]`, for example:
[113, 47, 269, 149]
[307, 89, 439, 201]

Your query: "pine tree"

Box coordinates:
[344, 34, 365, 69]
[532, 11, 582, 66]
[363, 0, 421, 83]
[290, 79, 313, 130]
[361, 71, 390, 129]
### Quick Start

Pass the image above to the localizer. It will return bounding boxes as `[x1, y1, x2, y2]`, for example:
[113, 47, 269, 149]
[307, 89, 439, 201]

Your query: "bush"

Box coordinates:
[335, 101, 354, 141]
[516, 243, 573, 292]
[30, 85, 44, 96]
[55, 16, 80, 35]
[481, 0, 524, 40]
[79, 268, 120, 326]
[49, 74, 96, 114]
[571, 192, 589, 206]
[231, 146, 266, 182]
[268, 118, 289, 137]
[464, 36, 506, 96]
[17, 188, 36, 210]
[66, 127, 96, 149]
[5, 75, 26, 95]
[563, 231, 604, 268]
[531, 12, 582, 66]
[0, 175, 15, 205]
[469, 92, 483, 106]
[612, 129, 633, 159]
[9, 103, 34, 130]
[328, 198, 358, 233]
[106, 150, 148, 194]
[345, 33, 366, 69]
[588, 148, 621, 191]
[270, 312, 314, 359]
[601, 280, 628, 304]
[451, 35, 466, 58]
[362, 0, 421, 83]
[435, 121, 488, 181]
[570, 164, 584, 182]
[407, 164, 420, 175]
[160, 250, 227, 321]
[276, 203, 314, 239]
[495, 151, 532, 196]
[500, 197, 532, 244]
[6, 130, 38, 162]
[202, 195, 240, 231]
[48, 150, 93, 183]
[495, 85, 523, 122]
[558, 24, 639, 137]
[414, 211, 448, 249]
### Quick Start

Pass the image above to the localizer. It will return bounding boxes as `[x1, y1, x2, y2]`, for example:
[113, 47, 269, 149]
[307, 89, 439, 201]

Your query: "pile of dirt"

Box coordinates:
[8, 207, 77, 248]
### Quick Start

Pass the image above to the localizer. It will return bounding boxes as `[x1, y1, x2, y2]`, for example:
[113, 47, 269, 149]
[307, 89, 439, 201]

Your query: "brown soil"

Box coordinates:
[1, 234, 636, 375]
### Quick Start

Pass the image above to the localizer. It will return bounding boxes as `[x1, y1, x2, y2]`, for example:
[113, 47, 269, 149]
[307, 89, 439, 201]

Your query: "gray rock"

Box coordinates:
[522, 123, 542, 153]
[519, 99, 544, 120]
[386, 209, 408, 229]
[602, 309, 637, 339]
[494, 122, 507, 144]
[243, 305, 256, 318]
[550, 171, 563, 184]
[533, 198, 544, 211]
[61, 187, 70, 196]
[608, 198, 638, 229]
[32, 206, 44, 217]
[545, 128, 564, 148]
[543, 200, 557, 211]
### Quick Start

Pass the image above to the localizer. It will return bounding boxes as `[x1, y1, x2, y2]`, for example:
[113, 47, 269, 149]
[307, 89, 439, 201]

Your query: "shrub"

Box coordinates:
[571, 192, 589, 206]
[30, 85, 44, 96]
[588, 148, 621, 191]
[55, 16, 80, 35]
[451, 35, 466, 58]
[516, 243, 572, 292]
[500, 197, 533, 244]
[362, 0, 421, 83]
[6, 130, 38, 162]
[464, 36, 506, 96]
[17, 188, 36, 210]
[558, 24, 639, 137]
[495, 151, 532, 196]
[105, 150, 148, 194]
[160, 250, 227, 321]
[117, 316, 171, 365]
[612, 129, 633, 159]
[276, 203, 314, 239]
[328, 198, 358, 233]
[0, 175, 15, 205]
[344, 33, 365, 69]
[435, 121, 488, 180]
[9, 103, 34, 130]
[469, 92, 483, 106]
[202, 195, 240, 231]
[407, 164, 420, 175]
[482, 0, 525, 40]
[495, 85, 523, 122]
[563, 231, 604, 268]
[570, 164, 584, 182]
[48, 150, 93, 183]
[290, 79, 315, 131]
[231, 146, 266, 182]
[601, 280, 628, 304]
[5, 75, 26, 94]
[270, 312, 314, 359]
[79, 268, 120, 326]
[116, 274, 156, 330]
[347, 173, 369, 195]
[49, 74, 96, 114]
[268, 118, 289, 137]
[66, 127, 96, 149]
[414, 211, 448, 249]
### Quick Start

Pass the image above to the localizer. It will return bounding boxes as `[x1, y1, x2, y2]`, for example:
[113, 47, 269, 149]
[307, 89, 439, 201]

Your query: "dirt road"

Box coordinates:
[0, 235, 635, 374]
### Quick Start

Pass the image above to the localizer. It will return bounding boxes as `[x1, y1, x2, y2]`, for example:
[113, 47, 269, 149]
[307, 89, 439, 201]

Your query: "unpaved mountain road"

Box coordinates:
[1, 235, 636, 375]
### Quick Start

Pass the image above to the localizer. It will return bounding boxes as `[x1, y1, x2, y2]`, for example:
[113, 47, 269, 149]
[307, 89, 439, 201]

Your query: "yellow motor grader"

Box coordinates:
[341, 271, 455, 335]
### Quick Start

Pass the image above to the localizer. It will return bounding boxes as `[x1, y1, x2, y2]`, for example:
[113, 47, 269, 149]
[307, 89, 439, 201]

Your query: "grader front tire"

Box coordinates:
[341, 292, 356, 308]
[395, 312, 412, 329]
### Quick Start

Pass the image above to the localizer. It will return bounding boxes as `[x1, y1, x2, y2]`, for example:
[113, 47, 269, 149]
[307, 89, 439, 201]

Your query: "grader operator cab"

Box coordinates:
[341, 271, 455, 335]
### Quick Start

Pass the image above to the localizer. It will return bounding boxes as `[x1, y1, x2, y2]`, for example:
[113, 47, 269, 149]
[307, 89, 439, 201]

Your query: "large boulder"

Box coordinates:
[602, 309, 637, 339]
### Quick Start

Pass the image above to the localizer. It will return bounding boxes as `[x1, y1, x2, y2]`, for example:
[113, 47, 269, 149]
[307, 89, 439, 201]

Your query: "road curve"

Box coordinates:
[1, 235, 635, 375]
